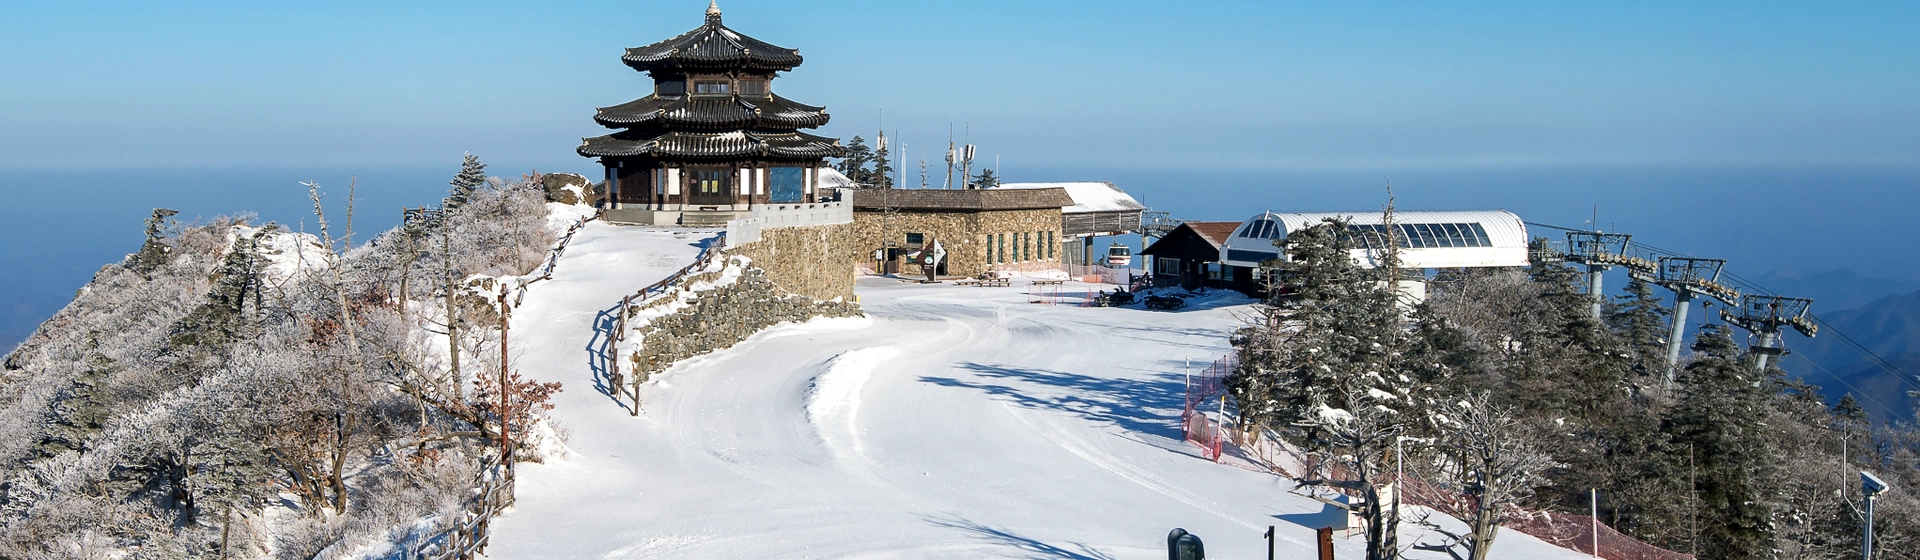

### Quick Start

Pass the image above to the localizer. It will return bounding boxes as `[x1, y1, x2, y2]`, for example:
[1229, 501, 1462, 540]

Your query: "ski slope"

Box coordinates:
[486, 223, 1590, 559]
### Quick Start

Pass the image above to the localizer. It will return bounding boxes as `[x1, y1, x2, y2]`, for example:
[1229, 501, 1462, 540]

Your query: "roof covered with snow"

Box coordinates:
[849, 187, 1073, 212]
[815, 167, 858, 190]
[993, 182, 1146, 214]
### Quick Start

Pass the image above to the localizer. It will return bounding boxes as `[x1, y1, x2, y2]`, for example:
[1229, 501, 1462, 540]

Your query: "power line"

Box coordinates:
[1530, 221, 1919, 396]
[1782, 343, 1909, 420]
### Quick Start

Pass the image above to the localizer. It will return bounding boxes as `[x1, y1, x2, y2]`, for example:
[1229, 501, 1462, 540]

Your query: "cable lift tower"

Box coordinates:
[1633, 256, 1741, 388]
[1561, 231, 1640, 319]
[1719, 295, 1817, 373]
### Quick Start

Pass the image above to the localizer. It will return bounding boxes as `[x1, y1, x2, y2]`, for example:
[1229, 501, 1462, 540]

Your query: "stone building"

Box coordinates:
[849, 188, 1073, 277]
[990, 182, 1146, 264]
[580, 2, 845, 226]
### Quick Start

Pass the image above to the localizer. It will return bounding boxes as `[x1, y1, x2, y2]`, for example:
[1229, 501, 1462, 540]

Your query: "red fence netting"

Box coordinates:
[1181, 354, 1237, 462]
[1501, 512, 1694, 560]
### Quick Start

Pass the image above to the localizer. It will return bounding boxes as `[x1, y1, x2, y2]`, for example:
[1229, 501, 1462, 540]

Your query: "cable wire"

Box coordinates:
[1532, 221, 1920, 396]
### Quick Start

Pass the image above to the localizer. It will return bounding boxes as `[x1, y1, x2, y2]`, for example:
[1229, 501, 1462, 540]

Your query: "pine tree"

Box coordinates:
[1662, 324, 1776, 559]
[447, 153, 487, 209]
[1606, 276, 1670, 381]
[127, 208, 180, 276]
[971, 168, 1000, 189]
[835, 136, 875, 186]
[167, 230, 266, 351]
[871, 138, 894, 189]
[1230, 219, 1411, 560]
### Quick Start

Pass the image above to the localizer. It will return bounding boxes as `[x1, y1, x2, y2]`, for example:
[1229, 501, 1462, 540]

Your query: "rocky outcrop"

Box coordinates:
[541, 173, 591, 205]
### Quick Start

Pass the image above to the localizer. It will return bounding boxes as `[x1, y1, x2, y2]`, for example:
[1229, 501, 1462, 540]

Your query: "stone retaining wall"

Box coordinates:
[619, 222, 860, 386]
[724, 223, 859, 301]
[624, 261, 860, 383]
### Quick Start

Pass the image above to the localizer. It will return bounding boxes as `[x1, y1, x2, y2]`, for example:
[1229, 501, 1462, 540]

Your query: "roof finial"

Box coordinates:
[706, 0, 722, 23]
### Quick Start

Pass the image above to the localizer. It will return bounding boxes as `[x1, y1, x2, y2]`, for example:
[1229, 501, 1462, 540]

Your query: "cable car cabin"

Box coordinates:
[1105, 244, 1133, 267]
[1220, 210, 1531, 270]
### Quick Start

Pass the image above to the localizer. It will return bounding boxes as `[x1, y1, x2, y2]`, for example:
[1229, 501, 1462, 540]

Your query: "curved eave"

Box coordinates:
[579, 130, 845, 160]
[621, 21, 804, 73]
[593, 94, 831, 130]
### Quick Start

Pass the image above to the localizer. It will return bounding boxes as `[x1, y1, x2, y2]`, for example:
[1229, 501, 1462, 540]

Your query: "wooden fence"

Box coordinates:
[401, 211, 596, 559]
[409, 451, 516, 560]
[607, 231, 728, 414]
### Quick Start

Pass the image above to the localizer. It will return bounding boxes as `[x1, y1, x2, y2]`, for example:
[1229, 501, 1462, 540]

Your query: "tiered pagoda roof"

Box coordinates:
[580, 1, 841, 162]
[620, 7, 804, 73]
[581, 130, 844, 159]
[592, 94, 830, 129]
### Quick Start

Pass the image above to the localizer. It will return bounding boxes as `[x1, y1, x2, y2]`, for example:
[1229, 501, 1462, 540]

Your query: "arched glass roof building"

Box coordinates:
[1219, 210, 1531, 269]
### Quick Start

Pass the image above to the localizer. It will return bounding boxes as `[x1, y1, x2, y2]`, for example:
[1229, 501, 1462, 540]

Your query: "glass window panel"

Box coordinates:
[1469, 223, 1491, 246]
[1412, 224, 1437, 247]
[1441, 224, 1464, 247]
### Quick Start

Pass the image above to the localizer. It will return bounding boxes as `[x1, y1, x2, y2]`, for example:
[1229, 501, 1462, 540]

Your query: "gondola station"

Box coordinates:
[582, 1, 846, 226]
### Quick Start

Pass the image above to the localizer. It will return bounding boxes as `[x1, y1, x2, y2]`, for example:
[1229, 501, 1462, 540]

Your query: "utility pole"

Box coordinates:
[1863, 471, 1888, 560]
[1589, 489, 1600, 559]
[498, 286, 511, 457]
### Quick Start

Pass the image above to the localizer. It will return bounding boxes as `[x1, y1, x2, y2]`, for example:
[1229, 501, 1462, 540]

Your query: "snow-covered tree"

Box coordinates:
[1415, 393, 1561, 560]
[1231, 218, 1414, 560]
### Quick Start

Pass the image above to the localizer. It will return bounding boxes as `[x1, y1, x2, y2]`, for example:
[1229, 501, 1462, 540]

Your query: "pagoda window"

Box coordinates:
[738, 79, 768, 95]
[693, 79, 731, 94]
[657, 79, 686, 96]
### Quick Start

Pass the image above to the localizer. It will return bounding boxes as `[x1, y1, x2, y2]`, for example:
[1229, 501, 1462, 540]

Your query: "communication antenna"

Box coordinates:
[944, 123, 955, 190]
[962, 143, 977, 189]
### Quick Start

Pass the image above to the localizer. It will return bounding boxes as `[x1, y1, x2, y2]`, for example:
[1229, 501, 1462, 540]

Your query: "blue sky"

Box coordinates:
[2, 1, 1919, 349]
[3, 0, 1917, 172]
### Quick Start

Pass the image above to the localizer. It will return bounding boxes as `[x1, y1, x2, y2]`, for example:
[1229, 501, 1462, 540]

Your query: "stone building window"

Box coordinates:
[906, 233, 924, 245]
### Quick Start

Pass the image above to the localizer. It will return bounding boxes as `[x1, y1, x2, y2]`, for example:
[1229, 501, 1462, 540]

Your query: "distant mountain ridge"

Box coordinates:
[1749, 268, 1920, 311]
[1780, 288, 1920, 422]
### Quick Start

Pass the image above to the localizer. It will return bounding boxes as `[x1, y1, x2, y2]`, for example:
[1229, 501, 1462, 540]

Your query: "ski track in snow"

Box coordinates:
[483, 222, 1596, 560]
[807, 347, 900, 464]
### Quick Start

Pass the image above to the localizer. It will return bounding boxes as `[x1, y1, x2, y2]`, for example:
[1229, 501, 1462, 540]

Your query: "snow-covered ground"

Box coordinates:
[486, 224, 1589, 560]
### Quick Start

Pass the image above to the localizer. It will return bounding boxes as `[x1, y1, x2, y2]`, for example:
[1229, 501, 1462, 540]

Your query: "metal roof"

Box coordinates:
[1259, 210, 1530, 249]
[621, 8, 805, 73]
[1218, 210, 1531, 269]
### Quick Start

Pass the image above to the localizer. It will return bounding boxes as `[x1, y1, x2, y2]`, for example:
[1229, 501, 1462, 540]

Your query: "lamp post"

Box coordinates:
[1863, 471, 1888, 560]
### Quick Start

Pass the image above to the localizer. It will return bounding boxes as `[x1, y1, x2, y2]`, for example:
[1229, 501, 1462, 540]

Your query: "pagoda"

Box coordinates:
[581, 1, 845, 225]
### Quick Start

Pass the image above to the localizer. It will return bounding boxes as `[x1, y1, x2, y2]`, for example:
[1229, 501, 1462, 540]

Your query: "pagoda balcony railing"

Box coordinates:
[724, 201, 852, 247]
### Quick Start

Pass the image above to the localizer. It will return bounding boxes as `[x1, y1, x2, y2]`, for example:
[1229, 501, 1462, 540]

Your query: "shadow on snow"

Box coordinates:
[919, 362, 1189, 440]
[922, 514, 1118, 560]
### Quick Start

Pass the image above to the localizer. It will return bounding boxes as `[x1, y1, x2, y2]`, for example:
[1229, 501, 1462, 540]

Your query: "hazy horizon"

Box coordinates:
[6, 1, 1919, 347]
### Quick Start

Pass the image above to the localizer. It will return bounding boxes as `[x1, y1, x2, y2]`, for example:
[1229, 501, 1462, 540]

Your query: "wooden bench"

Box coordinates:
[1030, 279, 1065, 287]
[955, 279, 980, 286]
